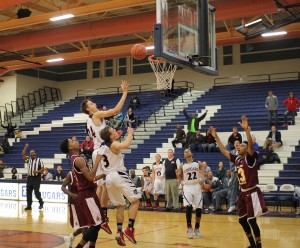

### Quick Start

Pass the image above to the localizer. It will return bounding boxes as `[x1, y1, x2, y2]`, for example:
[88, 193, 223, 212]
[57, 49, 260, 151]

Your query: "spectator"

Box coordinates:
[80, 136, 94, 160]
[258, 146, 281, 167]
[203, 171, 222, 211]
[199, 161, 211, 173]
[129, 94, 140, 110]
[265, 90, 278, 127]
[1, 122, 17, 138]
[42, 167, 53, 181]
[109, 112, 124, 128]
[53, 165, 67, 181]
[14, 128, 23, 142]
[163, 149, 180, 211]
[71, 136, 79, 146]
[203, 129, 216, 152]
[226, 127, 242, 151]
[183, 107, 207, 148]
[171, 123, 186, 148]
[216, 161, 226, 181]
[1, 136, 11, 153]
[214, 170, 233, 211]
[11, 167, 18, 179]
[263, 126, 282, 151]
[189, 130, 205, 152]
[283, 91, 300, 126]
[124, 107, 136, 128]
[130, 169, 142, 188]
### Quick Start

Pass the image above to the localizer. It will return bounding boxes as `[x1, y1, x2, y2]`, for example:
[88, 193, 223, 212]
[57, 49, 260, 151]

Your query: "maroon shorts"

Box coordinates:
[71, 189, 102, 229]
[238, 187, 268, 219]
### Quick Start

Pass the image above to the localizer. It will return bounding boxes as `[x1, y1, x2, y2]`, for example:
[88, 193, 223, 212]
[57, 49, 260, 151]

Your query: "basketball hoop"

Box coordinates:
[148, 55, 177, 90]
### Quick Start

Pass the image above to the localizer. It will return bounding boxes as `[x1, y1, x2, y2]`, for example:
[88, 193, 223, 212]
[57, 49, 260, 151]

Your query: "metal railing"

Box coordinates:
[214, 71, 300, 86]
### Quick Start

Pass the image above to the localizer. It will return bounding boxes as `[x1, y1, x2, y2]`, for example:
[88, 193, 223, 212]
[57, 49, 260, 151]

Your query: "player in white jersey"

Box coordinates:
[177, 149, 204, 239]
[142, 166, 153, 208]
[96, 126, 141, 246]
[152, 154, 165, 208]
[80, 80, 129, 235]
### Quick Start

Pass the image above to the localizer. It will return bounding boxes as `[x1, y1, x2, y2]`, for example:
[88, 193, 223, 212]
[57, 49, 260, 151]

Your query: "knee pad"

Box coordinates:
[248, 218, 260, 237]
[195, 208, 202, 218]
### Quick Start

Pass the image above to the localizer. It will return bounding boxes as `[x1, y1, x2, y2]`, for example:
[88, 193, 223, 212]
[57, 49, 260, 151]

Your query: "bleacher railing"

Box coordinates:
[214, 71, 300, 86]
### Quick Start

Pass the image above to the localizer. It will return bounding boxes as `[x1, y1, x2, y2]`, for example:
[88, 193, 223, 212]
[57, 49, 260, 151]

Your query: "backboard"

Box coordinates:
[154, 0, 218, 75]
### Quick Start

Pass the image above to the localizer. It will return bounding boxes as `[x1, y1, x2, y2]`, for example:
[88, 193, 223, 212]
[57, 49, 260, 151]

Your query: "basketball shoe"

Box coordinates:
[115, 230, 126, 246]
[153, 203, 159, 208]
[124, 227, 137, 244]
[146, 202, 152, 208]
[187, 228, 194, 239]
[194, 229, 203, 238]
[101, 217, 112, 234]
[63, 235, 74, 248]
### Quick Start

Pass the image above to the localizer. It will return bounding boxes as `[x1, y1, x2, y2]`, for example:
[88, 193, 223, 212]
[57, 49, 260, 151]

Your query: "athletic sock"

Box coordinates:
[101, 208, 108, 219]
[117, 223, 123, 231]
[195, 223, 200, 229]
[128, 219, 135, 229]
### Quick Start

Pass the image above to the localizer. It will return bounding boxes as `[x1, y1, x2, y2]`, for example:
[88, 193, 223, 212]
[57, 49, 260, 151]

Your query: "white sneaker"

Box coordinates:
[83, 243, 89, 248]
[228, 206, 236, 213]
[187, 228, 194, 239]
[63, 235, 73, 248]
[194, 229, 203, 238]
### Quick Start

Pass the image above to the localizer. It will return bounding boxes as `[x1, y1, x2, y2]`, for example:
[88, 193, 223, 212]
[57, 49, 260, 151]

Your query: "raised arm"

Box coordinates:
[22, 143, 29, 161]
[183, 107, 189, 119]
[210, 128, 231, 159]
[239, 116, 254, 156]
[197, 110, 208, 121]
[111, 127, 134, 153]
[94, 80, 129, 119]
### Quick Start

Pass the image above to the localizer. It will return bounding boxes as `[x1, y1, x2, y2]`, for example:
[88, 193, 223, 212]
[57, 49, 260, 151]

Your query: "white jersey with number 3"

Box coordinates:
[153, 163, 164, 180]
[182, 162, 200, 185]
[97, 143, 126, 174]
[86, 114, 106, 149]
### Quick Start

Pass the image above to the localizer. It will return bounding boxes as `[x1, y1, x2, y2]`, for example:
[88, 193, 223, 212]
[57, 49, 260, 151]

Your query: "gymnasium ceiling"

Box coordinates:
[0, 0, 299, 76]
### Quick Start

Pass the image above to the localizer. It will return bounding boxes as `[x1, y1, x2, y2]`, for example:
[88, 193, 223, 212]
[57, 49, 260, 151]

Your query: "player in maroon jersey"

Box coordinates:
[60, 138, 105, 248]
[211, 116, 267, 248]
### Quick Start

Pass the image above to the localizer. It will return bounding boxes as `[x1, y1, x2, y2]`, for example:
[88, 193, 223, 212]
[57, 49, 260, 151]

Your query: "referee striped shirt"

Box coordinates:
[26, 156, 43, 177]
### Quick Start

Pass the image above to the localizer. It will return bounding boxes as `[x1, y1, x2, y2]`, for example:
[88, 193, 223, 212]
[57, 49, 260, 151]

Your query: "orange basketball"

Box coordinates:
[131, 44, 147, 60]
[203, 184, 212, 191]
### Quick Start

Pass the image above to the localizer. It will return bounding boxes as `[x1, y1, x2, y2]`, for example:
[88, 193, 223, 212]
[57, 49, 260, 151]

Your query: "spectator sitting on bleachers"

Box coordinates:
[53, 165, 67, 181]
[1, 136, 11, 154]
[282, 91, 300, 126]
[226, 127, 242, 151]
[130, 169, 142, 188]
[109, 112, 124, 129]
[124, 107, 136, 128]
[203, 129, 216, 152]
[190, 130, 204, 152]
[252, 136, 260, 152]
[257, 146, 281, 168]
[171, 123, 186, 148]
[80, 136, 94, 161]
[199, 161, 211, 174]
[1, 122, 17, 138]
[213, 170, 233, 211]
[11, 167, 18, 179]
[263, 126, 282, 151]
[71, 136, 79, 146]
[216, 161, 226, 181]
[203, 171, 222, 211]
[14, 128, 23, 142]
[42, 167, 53, 181]
[129, 94, 140, 110]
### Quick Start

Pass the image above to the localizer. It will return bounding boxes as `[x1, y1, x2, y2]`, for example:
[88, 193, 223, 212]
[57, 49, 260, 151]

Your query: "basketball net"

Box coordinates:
[148, 55, 177, 90]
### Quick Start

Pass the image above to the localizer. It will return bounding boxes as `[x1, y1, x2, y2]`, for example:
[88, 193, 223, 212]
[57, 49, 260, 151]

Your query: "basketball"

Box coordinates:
[203, 184, 212, 191]
[131, 44, 147, 60]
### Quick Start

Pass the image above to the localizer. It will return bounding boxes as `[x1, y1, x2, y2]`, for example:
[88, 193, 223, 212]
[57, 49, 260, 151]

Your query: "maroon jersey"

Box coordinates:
[229, 152, 259, 189]
[71, 155, 96, 191]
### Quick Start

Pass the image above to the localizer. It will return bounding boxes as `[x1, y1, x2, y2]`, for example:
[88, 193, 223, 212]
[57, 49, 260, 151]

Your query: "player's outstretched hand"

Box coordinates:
[127, 127, 134, 135]
[121, 80, 129, 93]
[25, 143, 29, 148]
[239, 115, 249, 130]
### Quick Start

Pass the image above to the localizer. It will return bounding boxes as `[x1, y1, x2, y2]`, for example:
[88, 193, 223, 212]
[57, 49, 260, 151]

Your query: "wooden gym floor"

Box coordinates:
[0, 201, 299, 248]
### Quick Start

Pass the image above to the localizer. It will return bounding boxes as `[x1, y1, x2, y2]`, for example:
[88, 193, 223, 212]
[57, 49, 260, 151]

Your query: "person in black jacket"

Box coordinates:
[183, 107, 207, 148]
[1, 122, 17, 138]
[263, 126, 282, 151]
[225, 127, 242, 151]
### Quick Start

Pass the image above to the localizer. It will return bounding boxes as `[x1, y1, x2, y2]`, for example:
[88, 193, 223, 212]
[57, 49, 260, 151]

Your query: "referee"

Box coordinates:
[22, 143, 44, 210]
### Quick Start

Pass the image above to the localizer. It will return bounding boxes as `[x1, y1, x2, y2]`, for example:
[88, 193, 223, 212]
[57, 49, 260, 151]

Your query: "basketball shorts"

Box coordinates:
[71, 189, 102, 229]
[238, 187, 268, 219]
[105, 171, 141, 205]
[92, 149, 105, 186]
[154, 179, 165, 195]
[183, 183, 203, 210]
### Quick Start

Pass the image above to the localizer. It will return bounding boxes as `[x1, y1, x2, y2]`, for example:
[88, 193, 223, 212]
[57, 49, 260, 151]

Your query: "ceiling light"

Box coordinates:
[146, 46, 155, 50]
[262, 31, 287, 37]
[49, 14, 74, 22]
[46, 58, 64, 63]
[245, 19, 262, 27]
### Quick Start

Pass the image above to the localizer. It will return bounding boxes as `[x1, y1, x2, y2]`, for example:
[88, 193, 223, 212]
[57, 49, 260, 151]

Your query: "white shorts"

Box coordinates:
[154, 179, 165, 195]
[105, 171, 141, 205]
[92, 149, 105, 186]
[183, 183, 203, 210]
